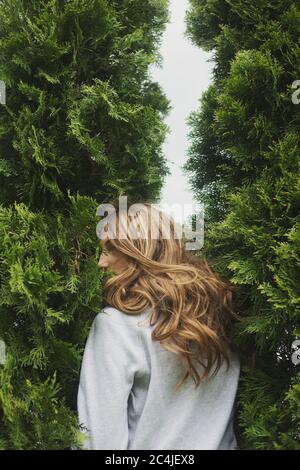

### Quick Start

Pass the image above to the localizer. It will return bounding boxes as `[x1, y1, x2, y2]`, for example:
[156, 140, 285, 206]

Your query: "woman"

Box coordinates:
[77, 201, 241, 450]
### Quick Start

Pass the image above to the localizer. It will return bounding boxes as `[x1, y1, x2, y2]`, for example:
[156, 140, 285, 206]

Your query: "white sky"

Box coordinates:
[149, 0, 213, 223]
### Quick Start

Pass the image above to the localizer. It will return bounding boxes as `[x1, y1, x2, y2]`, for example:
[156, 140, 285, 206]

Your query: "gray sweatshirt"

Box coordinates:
[76, 305, 241, 450]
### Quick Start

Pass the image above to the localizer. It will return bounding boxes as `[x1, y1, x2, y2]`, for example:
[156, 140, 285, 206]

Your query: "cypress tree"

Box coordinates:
[0, 0, 170, 449]
[184, 0, 300, 449]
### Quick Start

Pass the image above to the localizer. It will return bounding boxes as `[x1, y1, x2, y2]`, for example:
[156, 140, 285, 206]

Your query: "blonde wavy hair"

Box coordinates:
[100, 200, 241, 391]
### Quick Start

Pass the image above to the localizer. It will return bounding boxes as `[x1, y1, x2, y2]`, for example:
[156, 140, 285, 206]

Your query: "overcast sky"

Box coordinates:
[149, 0, 213, 223]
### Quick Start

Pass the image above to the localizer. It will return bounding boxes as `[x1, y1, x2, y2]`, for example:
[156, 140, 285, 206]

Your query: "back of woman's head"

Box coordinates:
[99, 200, 241, 391]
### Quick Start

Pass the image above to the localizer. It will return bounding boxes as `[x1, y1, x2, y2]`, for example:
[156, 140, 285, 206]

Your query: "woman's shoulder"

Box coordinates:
[98, 304, 151, 328]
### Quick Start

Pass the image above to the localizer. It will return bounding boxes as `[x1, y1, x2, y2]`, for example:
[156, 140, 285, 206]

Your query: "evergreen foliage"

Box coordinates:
[0, 0, 170, 449]
[184, 0, 300, 449]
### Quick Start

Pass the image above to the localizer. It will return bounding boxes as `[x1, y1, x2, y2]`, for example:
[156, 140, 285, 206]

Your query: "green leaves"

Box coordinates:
[185, 0, 300, 450]
[0, 0, 170, 449]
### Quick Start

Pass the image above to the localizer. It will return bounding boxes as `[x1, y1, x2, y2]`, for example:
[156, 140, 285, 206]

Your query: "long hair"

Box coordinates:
[100, 200, 242, 391]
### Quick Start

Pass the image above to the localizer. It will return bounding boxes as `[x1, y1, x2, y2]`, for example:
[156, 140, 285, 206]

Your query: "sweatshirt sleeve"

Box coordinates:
[76, 311, 142, 450]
